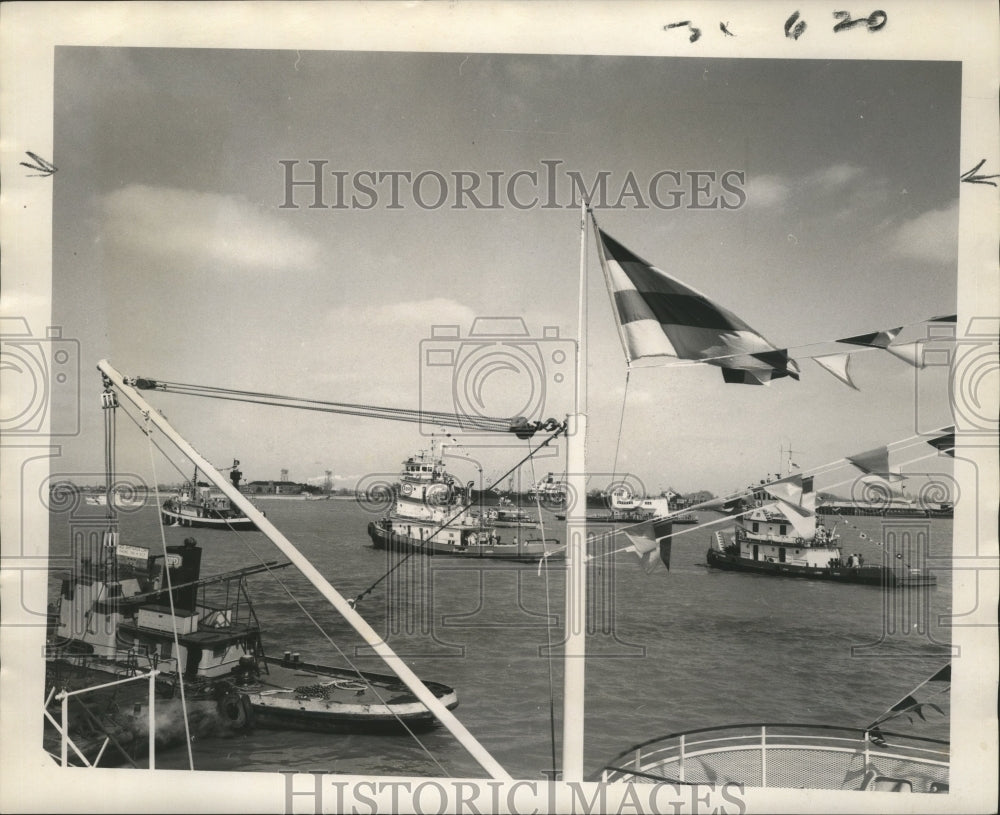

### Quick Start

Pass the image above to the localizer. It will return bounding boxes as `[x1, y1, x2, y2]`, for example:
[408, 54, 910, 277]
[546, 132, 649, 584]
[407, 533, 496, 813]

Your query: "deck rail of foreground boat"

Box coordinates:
[593, 723, 949, 792]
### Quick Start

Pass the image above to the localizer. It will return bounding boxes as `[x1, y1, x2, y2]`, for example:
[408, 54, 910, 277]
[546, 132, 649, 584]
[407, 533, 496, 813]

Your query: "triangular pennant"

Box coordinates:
[763, 474, 803, 506]
[699, 495, 745, 514]
[885, 341, 927, 368]
[889, 694, 920, 713]
[838, 327, 902, 348]
[768, 499, 817, 539]
[847, 446, 891, 475]
[926, 428, 956, 457]
[621, 518, 672, 573]
[813, 353, 860, 390]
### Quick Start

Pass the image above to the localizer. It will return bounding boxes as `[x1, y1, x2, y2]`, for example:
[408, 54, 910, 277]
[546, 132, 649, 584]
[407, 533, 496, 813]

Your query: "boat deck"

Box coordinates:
[594, 723, 949, 792]
[244, 656, 459, 732]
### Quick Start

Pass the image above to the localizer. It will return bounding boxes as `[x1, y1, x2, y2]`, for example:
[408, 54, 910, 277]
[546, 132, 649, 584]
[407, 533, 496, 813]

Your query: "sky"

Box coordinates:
[51, 48, 960, 497]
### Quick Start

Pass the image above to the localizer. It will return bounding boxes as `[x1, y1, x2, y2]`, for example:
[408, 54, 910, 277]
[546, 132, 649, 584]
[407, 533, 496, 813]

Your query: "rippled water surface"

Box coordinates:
[48, 498, 952, 779]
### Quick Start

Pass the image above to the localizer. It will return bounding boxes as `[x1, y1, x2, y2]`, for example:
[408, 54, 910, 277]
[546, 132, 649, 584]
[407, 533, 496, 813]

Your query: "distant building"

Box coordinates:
[660, 488, 683, 506]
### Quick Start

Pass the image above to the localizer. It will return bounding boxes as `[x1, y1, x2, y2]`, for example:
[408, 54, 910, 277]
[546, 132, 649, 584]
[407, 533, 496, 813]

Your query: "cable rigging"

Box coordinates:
[125, 376, 567, 439]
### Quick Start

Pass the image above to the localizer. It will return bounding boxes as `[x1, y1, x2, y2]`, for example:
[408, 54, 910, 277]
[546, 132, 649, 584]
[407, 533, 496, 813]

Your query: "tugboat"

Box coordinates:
[485, 495, 538, 528]
[46, 534, 460, 765]
[706, 485, 937, 588]
[160, 462, 259, 530]
[556, 486, 698, 525]
[367, 440, 563, 561]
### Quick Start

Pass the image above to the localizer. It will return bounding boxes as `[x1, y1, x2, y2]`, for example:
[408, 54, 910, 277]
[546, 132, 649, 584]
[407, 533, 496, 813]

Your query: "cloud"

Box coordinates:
[744, 174, 792, 209]
[99, 184, 323, 272]
[806, 163, 865, 190]
[745, 164, 868, 212]
[344, 297, 477, 330]
[889, 199, 959, 264]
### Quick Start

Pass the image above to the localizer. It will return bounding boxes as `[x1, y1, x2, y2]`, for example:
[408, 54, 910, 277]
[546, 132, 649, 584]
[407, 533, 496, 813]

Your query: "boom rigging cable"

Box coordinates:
[126, 376, 566, 439]
[527, 441, 559, 779]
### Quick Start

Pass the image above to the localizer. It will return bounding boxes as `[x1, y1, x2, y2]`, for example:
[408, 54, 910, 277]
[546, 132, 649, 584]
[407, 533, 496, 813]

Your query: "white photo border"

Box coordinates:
[1, 2, 997, 813]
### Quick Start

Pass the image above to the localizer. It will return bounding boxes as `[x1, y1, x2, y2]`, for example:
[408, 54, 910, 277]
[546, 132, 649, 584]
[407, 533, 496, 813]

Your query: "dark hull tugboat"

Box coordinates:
[160, 462, 259, 531]
[46, 534, 459, 765]
[706, 497, 936, 588]
[367, 440, 563, 562]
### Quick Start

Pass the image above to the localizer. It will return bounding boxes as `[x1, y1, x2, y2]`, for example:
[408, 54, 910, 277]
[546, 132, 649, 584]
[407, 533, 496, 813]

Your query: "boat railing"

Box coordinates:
[45, 669, 160, 768]
[594, 723, 949, 791]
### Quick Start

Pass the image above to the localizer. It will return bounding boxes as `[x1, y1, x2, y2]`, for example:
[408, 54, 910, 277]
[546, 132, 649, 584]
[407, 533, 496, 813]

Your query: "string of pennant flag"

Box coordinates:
[606, 427, 955, 574]
[592, 211, 956, 388]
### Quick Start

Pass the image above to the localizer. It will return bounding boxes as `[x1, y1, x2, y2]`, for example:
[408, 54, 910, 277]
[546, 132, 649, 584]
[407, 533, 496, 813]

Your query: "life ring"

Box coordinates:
[219, 691, 254, 730]
[401, 484, 413, 495]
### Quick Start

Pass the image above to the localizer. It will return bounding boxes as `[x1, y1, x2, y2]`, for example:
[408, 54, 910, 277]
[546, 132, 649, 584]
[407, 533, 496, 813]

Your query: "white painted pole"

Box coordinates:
[97, 360, 511, 781]
[561, 201, 589, 781]
[148, 669, 156, 769]
[60, 693, 69, 767]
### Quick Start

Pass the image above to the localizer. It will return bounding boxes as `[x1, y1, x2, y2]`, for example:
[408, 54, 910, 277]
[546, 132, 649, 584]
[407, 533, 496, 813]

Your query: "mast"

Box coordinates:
[96, 359, 511, 781]
[562, 200, 589, 781]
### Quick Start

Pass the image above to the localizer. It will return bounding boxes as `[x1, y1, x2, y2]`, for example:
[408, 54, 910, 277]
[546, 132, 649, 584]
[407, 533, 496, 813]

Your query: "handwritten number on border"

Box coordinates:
[833, 10, 888, 32]
[666, 10, 887, 43]
[785, 11, 807, 39]
[664, 21, 701, 43]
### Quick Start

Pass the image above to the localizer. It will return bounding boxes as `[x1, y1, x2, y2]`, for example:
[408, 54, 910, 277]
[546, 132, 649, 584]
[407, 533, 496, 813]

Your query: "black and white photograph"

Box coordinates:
[1, 2, 997, 813]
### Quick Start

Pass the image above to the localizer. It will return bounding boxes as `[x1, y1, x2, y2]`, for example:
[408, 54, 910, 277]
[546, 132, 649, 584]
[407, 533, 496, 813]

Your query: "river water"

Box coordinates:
[47, 497, 952, 779]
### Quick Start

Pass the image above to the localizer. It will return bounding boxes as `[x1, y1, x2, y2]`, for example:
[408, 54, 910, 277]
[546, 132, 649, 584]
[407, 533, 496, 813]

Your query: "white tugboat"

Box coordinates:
[706, 479, 937, 587]
[367, 440, 562, 561]
[707, 466, 937, 588]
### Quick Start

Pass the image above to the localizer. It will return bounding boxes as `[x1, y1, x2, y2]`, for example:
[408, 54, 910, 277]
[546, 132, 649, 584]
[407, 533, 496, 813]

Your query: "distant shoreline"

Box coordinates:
[252, 494, 357, 501]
